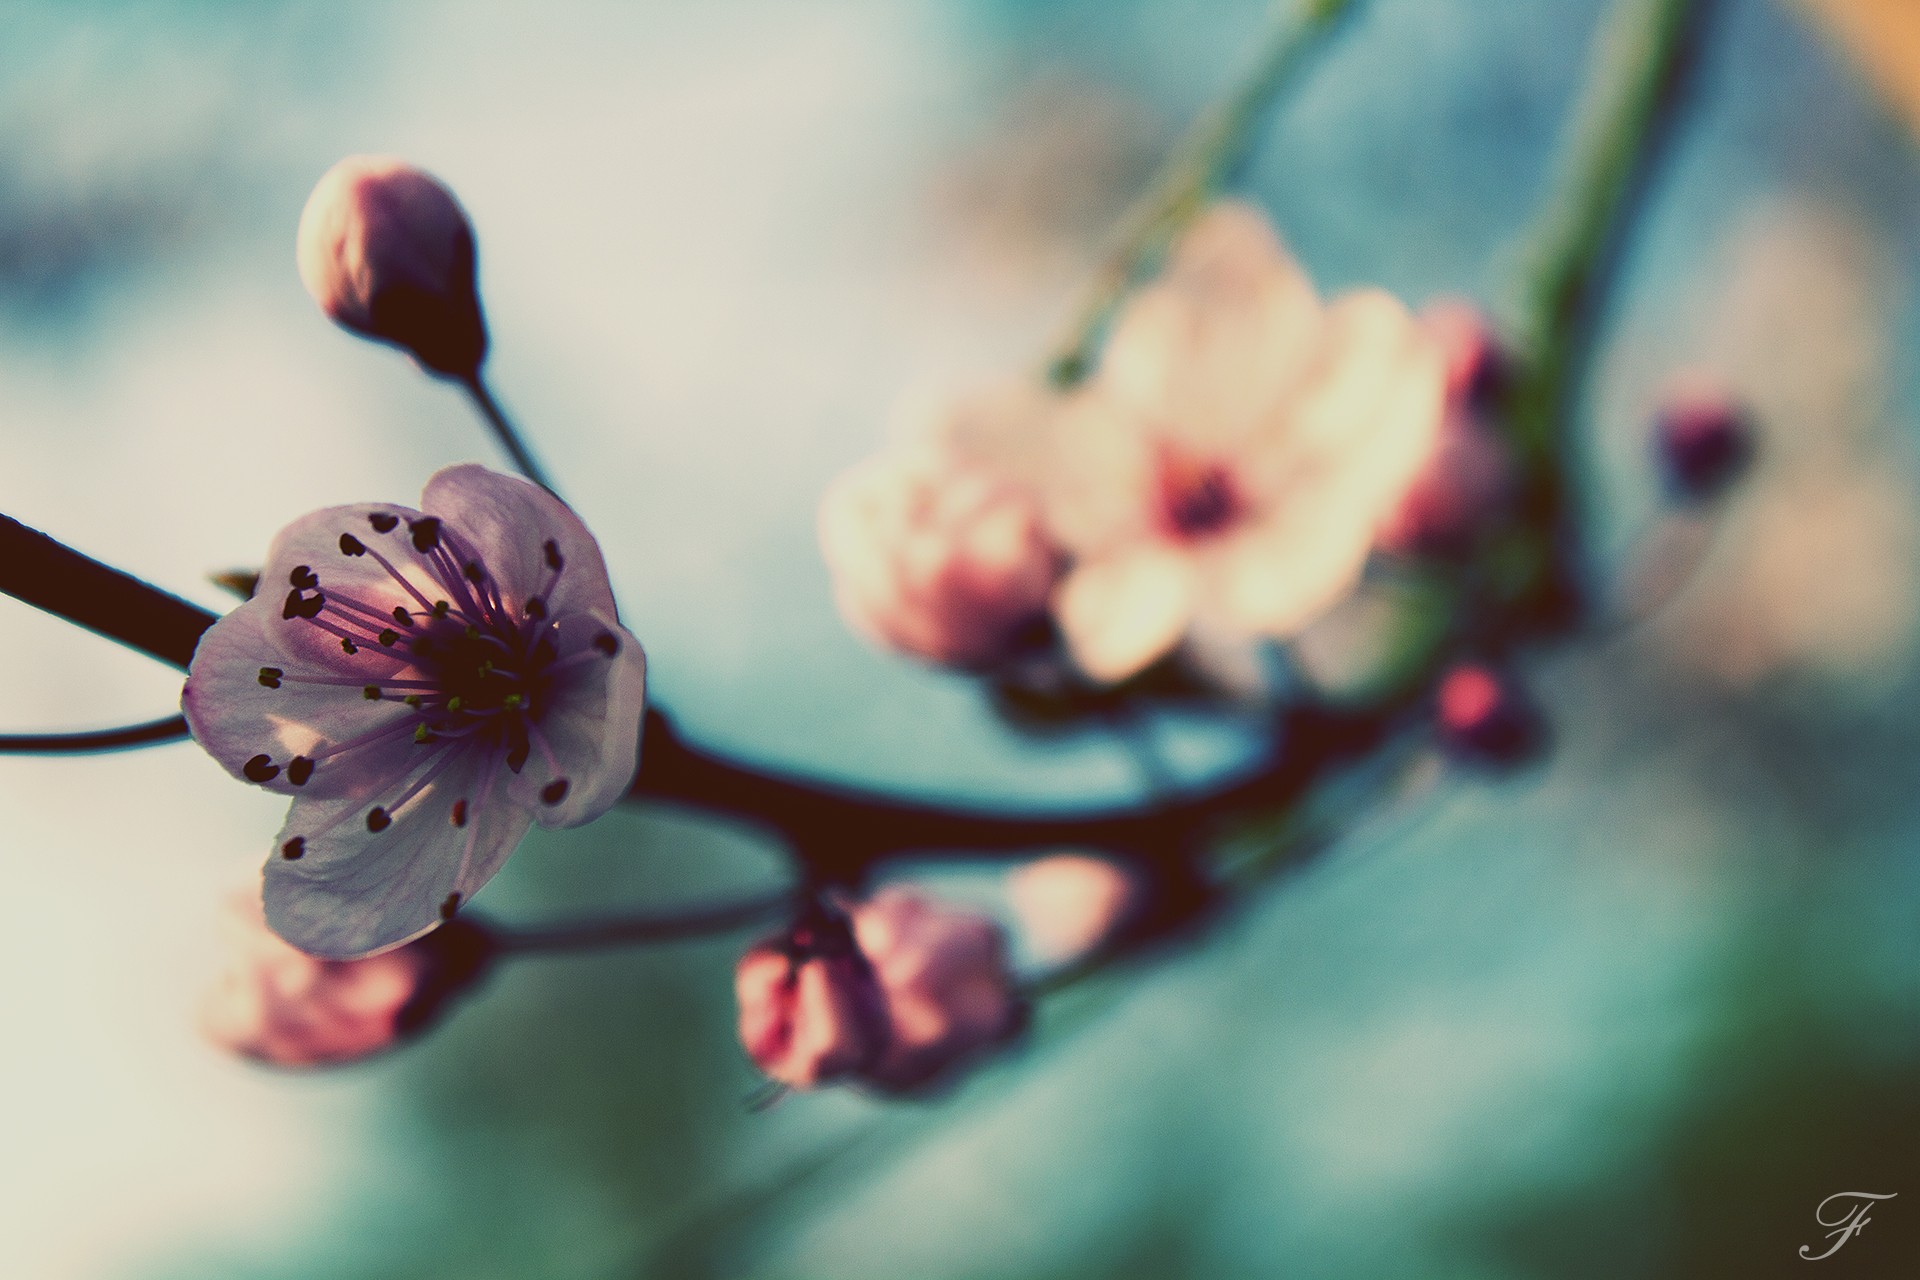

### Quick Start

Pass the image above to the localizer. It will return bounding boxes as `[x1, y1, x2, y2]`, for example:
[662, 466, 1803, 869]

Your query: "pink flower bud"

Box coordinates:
[1007, 854, 1142, 964]
[1435, 662, 1543, 766]
[819, 448, 1063, 670]
[734, 910, 889, 1090]
[200, 885, 491, 1067]
[1422, 299, 1506, 408]
[296, 156, 488, 378]
[851, 887, 1026, 1094]
[1655, 375, 1754, 501]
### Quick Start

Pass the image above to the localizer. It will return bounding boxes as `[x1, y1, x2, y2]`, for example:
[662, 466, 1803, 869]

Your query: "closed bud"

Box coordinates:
[296, 155, 488, 378]
[201, 883, 493, 1068]
[734, 905, 889, 1090]
[1421, 299, 1508, 409]
[1655, 376, 1754, 502]
[1007, 853, 1143, 965]
[1435, 662, 1544, 766]
[819, 447, 1063, 670]
[851, 887, 1026, 1094]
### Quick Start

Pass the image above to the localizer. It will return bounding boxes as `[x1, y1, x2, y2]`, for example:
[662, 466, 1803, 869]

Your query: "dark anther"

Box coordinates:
[282, 589, 325, 621]
[367, 807, 392, 833]
[369, 512, 400, 533]
[541, 779, 570, 805]
[341, 638, 359, 655]
[450, 799, 468, 828]
[505, 734, 530, 775]
[592, 632, 619, 656]
[440, 892, 462, 919]
[404, 694, 423, 708]
[287, 756, 314, 787]
[243, 754, 280, 783]
[363, 685, 381, 700]
[257, 667, 284, 689]
[289, 565, 319, 589]
[433, 600, 451, 618]
[409, 517, 442, 552]
[281, 837, 305, 860]
[392, 607, 414, 627]
[524, 597, 547, 621]
[543, 539, 564, 571]
[378, 628, 400, 647]
[339, 532, 367, 556]
[463, 561, 484, 584]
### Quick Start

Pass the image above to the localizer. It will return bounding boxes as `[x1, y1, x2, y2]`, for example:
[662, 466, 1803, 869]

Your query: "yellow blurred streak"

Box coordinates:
[1796, 0, 1920, 137]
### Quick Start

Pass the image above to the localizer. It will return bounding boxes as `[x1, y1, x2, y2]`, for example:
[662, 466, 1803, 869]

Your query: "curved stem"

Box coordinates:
[490, 887, 796, 955]
[460, 373, 560, 497]
[1046, 0, 1361, 386]
[0, 714, 189, 754]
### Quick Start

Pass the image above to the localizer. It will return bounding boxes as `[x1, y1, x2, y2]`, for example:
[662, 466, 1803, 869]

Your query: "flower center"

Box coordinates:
[1152, 445, 1242, 542]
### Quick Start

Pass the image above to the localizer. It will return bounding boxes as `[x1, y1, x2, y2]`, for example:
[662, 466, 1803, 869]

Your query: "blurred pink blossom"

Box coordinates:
[956, 201, 1446, 682]
[201, 884, 481, 1068]
[1007, 853, 1142, 964]
[297, 155, 489, 377]
[851, 887, 1026, 1094]
[819, 438, 1063, 670]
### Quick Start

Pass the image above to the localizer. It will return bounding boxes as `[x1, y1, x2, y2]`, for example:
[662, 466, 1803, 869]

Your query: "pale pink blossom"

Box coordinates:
[819, 440, 1063, 670]
[182, 465, 647, 959]
[851, 887, 1026, 1093]
[201, 884, 487, 1067]
[735, 917, 889, 1089]
[957, 201, 1446, 682]
[297, 155, 488, 377]
[1007, 853, 1142, 964]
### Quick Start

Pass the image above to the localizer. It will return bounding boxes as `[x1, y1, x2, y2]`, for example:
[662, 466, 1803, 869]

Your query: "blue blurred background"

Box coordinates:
[2, 0, 1919, 1275]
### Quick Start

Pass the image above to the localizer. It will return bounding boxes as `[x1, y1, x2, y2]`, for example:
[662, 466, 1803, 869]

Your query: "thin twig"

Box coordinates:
[490, 887, 797, 955]
[461, 372, 560, 497]
[0, 714, 189, 754]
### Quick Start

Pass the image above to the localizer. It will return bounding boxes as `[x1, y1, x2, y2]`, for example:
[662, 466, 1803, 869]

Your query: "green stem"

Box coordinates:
[461, 373, 561, 497]
[1046, 0, 1361, 386]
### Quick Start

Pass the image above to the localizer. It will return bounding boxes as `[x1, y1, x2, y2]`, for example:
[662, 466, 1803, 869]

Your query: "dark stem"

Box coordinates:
[0, 714, 190, 754]
[461, 373, 560, 497]
[0, 515, 214, 669]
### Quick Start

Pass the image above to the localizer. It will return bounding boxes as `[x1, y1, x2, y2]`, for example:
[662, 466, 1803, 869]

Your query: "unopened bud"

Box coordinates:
[734, 906, 889, 1090]
[1655, 377, 1753, 502]
[201, 883, 493, 1067]
[851, 887, 1026, 1094]
[1435, 662, 1544, 766]
[1007, 854, 1143, 965]
[296, 156, 488, 378]
[819, 448, 1062, 670]
[1422, 299, 1507, 409]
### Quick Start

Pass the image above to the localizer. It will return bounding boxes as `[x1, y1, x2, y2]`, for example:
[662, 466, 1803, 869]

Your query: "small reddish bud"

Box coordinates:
[734, 907, 889, 1090]
[200, 883, 493, 1067]
[1435, 663, 1543, 766]
[1421, 299, 1507, 409]
[296, 155, 488, 378]
[1655, 378, 1754, 502]
[851, 887, 1026, 1094]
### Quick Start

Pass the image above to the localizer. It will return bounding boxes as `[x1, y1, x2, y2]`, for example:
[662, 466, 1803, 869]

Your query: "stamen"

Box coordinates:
[543, 540, 564, 571]
[287, 756, 314, 786]
[363, 685, 381, 700]
[289, 566, 319, 590]
[282, 590, 324, 621]
[368, 512, 400, 533]
[281, 837, 305, 860]
[392, 606, 414, 627]
[258, 667, 283, 688]
[541, 778, 569, 805]
[361, 543, 439, 616]
[450, 799, 468, 827]
[592, 632, 619, 656]
[243, 754, 280, 783]
[367, 807, 392, 832]
[524, 597, 547, 621]
[408, 518, 442, 553]
[338, 533, 367, 557]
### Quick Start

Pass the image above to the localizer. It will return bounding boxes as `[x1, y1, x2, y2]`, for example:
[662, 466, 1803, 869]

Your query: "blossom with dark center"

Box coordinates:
[949, 201, 1447, 683]
[183, 464, 646, 958]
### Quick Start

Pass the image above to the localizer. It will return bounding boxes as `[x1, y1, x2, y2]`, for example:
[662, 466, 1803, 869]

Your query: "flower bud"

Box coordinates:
[819, 448, 1063, 670]
[851, 887, 1026, 1094]
[734, 907, 889, 1090]
[1434, 662, 1544, 766]
[296, 155, 488, 378]
[1422, 299, 1507, 409]
[1007, 854, 1143, 965]
[201, 884, 493, 1067]
[1655, 377, 1754, 502]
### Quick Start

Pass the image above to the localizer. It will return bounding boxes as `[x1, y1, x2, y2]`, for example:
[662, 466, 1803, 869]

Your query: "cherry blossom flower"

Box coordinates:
[183, 464, 647, 959]
[819, 435, 1063, 670]
[955, 201, 1446, 683]
[735, 906, 889, 1089]
[297, 155, 488, 378]
[850, 887, 1026, 1094]
[201, 882, 493, 1067]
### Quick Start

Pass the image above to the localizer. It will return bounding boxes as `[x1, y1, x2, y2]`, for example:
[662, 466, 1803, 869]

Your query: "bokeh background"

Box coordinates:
[2, 0, 1918, 1275]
